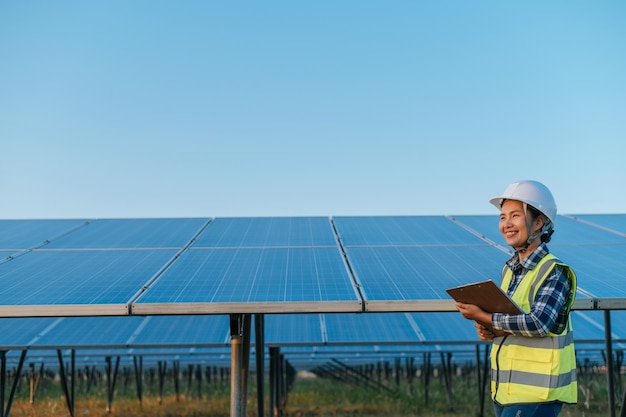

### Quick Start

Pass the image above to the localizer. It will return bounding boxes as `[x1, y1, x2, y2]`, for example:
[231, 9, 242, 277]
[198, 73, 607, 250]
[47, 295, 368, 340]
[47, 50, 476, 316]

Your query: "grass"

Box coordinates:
[4, 365, 618, 417]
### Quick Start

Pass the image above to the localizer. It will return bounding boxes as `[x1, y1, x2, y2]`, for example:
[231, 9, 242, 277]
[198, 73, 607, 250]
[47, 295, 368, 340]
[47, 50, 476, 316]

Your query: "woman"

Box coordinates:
[456, 180, 577, 417]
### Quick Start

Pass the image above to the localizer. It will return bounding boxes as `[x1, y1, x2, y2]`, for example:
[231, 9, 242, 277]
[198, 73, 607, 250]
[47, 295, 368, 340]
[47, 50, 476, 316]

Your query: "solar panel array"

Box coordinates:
[2, 310, 626, 350]
[1, 214, 625, 369]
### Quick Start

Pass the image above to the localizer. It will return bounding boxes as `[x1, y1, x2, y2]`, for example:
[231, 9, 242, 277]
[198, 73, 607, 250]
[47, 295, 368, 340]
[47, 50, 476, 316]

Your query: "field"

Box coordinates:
[5, 364, 618, 417]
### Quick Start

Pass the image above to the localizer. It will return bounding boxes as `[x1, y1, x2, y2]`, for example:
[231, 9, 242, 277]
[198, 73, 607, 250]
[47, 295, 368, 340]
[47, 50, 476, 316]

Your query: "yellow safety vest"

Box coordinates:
[491, 253, 577, 405]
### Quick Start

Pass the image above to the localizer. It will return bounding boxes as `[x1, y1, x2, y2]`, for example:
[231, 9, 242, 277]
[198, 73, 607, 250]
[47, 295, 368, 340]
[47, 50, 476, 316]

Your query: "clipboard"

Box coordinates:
[446, 280, 523, 314]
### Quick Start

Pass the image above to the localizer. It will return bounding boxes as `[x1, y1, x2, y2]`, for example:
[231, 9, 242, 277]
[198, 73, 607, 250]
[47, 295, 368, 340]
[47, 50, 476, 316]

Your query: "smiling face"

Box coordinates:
[499, 199, 544, 256]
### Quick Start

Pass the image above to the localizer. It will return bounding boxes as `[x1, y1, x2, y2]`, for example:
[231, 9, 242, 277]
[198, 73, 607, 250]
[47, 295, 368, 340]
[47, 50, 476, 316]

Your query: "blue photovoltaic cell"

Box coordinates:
[571, 214, 626, 235]
[136, 247, 357, 304]
[324, 313, 421, 344]
[44, 218, 208, 249]
[550, 216, 626, 244]
[0, 317, 60, 348]
[333, 216, 486, 246]
[33, 316, 147, 348]
[549, 244, 626, 299]
[193, 217, 336, 247]
[130, 315, 230, 347]
[345, 245, 508, 301]
[571, 311, 615, 343]
[0, 249, 177, 306]
[410, 312, 482, 343]
[450, 215, 503, 244]
[0, 219, 87, 249]
[265, 314, 325, 345]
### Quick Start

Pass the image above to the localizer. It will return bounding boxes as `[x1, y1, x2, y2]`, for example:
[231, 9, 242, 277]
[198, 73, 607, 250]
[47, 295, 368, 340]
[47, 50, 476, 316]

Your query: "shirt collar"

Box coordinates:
[505, 243, 550, 272]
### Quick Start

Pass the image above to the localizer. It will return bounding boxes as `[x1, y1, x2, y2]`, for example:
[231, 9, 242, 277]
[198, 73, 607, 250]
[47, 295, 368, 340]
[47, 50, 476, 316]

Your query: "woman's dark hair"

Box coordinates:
[527, 205, 554, 243]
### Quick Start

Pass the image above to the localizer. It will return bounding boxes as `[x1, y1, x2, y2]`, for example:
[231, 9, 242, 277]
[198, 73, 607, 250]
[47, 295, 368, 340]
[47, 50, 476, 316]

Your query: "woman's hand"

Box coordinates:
[456, 302, 489, 323]
[474, 322, 495, 341]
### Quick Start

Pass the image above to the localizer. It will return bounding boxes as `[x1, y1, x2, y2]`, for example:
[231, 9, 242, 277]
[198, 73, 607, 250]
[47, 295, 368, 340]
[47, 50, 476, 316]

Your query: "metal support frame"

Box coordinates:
[230, 313, 252, 417]
[422, 351, 431, 406]
[186, 363, 193, 395]
[440, 351, 454, 412]
[105, 355, 120, 412]
[605, 310, 616, 417]
[173, 360, 181, 402]
[28, 362, 44, 405]
[406, 357, 415, 396]
[323, 359, 397, 395]
[1, 350, 27, 417]
[57, 349, 75, 417]
[269, 346, 283, 417]
[194, 364, 202, 399]
[133, 355, 143, 405]
[255, 314, 265, 417]
[619, 358, 626, 417]
[157, 360, 167, 404]
[475, 344, 490, 417]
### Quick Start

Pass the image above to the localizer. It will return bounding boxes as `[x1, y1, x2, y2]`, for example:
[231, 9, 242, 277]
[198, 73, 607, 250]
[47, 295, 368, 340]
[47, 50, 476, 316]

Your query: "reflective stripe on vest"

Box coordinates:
[491, 254, 578, 405]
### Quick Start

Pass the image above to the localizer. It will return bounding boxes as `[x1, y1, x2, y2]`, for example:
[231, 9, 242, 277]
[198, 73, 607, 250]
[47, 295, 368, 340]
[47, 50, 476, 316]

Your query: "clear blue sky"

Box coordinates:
[1, 1, 625, 219]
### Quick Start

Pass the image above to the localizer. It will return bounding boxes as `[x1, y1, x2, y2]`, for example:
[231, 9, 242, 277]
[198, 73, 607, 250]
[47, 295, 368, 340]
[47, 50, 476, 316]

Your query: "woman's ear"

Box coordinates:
[533, 215, 545, 234]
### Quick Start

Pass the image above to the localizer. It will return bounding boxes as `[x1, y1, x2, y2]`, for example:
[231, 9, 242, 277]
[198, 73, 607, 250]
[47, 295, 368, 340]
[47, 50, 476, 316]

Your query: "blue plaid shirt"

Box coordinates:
[492, 243, 573, 337]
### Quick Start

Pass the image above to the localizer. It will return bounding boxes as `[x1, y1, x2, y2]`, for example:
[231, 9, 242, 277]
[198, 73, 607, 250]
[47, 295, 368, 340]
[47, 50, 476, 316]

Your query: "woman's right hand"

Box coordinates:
[474, 322, 495, 341]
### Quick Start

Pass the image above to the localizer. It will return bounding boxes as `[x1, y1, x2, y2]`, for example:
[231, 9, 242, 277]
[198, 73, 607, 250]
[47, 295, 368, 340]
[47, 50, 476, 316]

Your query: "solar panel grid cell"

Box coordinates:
[129, 315, 230, 347]
[0, 219, 87, 249]
[133, 217, 361, 313]
[551, 244, 626, 299]
[193, 217, 336, 247]
[324, 313, 421, 344]
[410, 312, 480, 343]
[265, 314, 324, 345]
[344, 244, 507, 301]
[0, 317, 59, 348]
[44, 218, 208, 249]
[33, 316, 147, 348]
[0, 250, 177, 308]
[334, 216, 486, 246]
[572, 214, 626, 235]
[135, 247, 357, 305]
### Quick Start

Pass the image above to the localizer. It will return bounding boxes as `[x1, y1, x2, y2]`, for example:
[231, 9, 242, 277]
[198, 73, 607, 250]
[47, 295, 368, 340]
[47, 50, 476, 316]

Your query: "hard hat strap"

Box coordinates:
[519, 202, 553, 253]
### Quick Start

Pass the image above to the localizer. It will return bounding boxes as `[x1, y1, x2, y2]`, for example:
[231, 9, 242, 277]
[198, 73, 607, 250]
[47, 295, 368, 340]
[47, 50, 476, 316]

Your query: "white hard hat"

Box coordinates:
[489, 180, 557, 224]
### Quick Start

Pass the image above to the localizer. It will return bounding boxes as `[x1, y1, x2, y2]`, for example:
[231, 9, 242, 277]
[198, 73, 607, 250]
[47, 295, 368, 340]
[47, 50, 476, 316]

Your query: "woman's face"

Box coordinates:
[498, 200, 542, 251]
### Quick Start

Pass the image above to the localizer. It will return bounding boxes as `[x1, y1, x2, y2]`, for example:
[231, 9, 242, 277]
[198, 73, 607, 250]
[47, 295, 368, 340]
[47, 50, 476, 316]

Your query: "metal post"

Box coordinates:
[231, 314, 243, 417]
[133, 355, 143, 405]
[269, 347, 277, 417]
[255, 314, 266, 417]
[606, 310, 616, 417]
[242, 314, 251, 417]
[1, 351, 5, 417]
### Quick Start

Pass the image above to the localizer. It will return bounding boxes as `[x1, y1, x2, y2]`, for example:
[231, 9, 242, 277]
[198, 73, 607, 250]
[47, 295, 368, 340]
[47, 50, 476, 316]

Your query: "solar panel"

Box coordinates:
[193, 217, 337, 247]
[323, 313, 423, 344]
[265, 314, 325, 345]
[549, 244, 626, 301]
[449, 215, 503, 244]
[0, 317, 60, 349]
[410, 312, 485, 344]
[568, 214, 626, 236]
[0, 249, 177, 316]
[333, 216, 486, 246]
[345, 245, 509, 311]
[0, 219, 87, 250]
[129, 315, 231, 347]
[44, 218, 208, 249]
[32, 316, 147, 348]
[133, 247, 361, 314]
